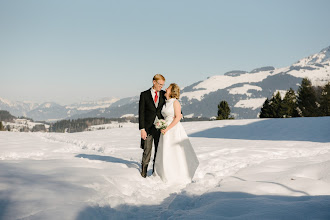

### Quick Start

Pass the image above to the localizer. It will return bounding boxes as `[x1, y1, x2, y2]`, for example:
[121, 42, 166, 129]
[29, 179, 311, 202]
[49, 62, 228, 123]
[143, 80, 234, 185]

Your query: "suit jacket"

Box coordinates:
[139, 88, 166, 135]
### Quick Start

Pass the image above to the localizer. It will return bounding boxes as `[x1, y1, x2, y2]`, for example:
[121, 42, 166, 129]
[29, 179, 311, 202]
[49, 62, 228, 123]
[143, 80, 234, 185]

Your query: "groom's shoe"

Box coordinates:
[140, 164, 148, 178]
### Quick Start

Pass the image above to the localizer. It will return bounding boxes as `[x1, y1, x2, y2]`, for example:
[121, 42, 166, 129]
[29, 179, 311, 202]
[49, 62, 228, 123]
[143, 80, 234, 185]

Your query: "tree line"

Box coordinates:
[260, 78, 330, 118]
[49, 117, 138, 133]
[0, 109, 139, 133]
[0, 110, 16, 122]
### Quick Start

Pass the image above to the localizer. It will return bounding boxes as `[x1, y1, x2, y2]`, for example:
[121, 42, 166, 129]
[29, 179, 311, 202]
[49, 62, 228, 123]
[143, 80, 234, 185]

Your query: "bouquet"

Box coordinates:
[154, 119, 168, 130]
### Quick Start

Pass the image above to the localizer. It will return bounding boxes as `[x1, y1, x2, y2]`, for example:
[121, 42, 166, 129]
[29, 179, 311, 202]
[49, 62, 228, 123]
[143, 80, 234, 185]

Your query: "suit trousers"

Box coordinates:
[141, 131, 160, 172]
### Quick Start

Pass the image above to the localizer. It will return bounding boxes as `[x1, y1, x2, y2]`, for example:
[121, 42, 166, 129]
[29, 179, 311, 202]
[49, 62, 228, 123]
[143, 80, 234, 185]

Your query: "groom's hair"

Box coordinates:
[153, 74, 165, 81]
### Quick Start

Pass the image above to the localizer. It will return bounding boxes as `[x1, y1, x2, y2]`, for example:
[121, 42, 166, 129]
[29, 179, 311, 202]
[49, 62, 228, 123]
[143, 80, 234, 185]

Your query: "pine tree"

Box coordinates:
[282, 88, 298, 117]
[217, 100, 230, 120]
[0, 121, 4, 131]
[320, 82, 330, 116]
[297, 78, 319, 117]
[269, 91, 283, 118]
[260, 98, 272, 118]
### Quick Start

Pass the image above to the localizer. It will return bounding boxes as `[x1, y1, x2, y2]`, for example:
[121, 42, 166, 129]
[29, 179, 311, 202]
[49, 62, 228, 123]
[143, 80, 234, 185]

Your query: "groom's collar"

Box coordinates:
[150, 87, 160, 94]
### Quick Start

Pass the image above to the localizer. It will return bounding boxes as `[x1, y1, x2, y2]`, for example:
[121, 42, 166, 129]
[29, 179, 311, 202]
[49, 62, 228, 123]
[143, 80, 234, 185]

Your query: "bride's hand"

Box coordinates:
[161, 128, 168, 135]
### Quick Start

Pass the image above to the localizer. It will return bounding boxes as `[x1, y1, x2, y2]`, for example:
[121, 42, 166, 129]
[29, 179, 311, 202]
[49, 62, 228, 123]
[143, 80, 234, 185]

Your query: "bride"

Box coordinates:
[153, 83, 199, 184]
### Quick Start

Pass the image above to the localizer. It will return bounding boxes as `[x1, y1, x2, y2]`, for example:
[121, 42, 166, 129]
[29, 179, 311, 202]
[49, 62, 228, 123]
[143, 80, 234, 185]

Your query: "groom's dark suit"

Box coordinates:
[139, 88, 166, 176]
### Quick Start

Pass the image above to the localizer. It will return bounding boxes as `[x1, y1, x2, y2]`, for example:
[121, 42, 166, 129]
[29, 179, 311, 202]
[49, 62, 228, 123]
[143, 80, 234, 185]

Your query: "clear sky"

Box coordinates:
[1, 0, 330, 105]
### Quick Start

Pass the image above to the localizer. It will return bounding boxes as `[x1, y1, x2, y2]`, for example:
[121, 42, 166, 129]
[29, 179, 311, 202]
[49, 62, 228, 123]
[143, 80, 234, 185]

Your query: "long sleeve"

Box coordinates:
[139, 92, 145, 130]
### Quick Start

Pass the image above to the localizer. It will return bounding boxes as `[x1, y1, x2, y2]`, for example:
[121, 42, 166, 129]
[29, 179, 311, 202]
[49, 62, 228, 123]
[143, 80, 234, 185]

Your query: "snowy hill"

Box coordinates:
[179, 46, 330, 118]
[0, 117, 329, 219]
[74, 45, 330, 119]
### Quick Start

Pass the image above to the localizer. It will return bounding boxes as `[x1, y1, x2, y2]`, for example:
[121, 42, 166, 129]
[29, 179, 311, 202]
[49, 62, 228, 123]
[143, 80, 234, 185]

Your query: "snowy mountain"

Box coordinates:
[77, 45, 330, 119]
[0, 97, 38, 117]
[0, 97, 118, 121]
[69, 96, 139, 120]
[2, 46, 330, 121]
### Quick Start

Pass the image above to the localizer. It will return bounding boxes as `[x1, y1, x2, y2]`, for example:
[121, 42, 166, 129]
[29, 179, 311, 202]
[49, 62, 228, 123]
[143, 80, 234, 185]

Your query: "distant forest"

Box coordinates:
[1, 108, 212, 133]
[260, 78, 330, 118]
[0, 110, 16, 122]
[49, 117, 138, 133]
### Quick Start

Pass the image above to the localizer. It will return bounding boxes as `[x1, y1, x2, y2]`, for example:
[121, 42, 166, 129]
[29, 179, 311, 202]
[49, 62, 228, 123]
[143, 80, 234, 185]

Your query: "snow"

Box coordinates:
[234, 98, 267, 110]
[287, 64, 330, 87]
[228, 85, 262, 97]
[65, 97, 119, 111]
[43, 103, 52, 108]
[67, 105, 111, 111]
[273, 90, 287, 98]
[184, 113, 194, 118]
[180, 50, 330, 102]
[181, 71, 273, 101]
[0, 117, 330, 219]
[295, 46, 330, 66]
[120, 114, 135, 118]
[3, 119, 49, 132]
[88, 122, 134, 131]
[0, 97, 13, 107]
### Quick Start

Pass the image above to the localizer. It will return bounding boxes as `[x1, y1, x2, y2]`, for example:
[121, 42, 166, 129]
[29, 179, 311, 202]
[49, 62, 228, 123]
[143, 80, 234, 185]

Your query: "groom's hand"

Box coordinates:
[141, 129, 147, 140]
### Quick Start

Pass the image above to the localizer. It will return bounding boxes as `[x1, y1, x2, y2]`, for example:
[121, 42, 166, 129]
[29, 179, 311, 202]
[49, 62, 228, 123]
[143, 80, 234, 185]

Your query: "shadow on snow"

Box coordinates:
[75, 190, 330, 220]
[75, 154, 140, 169]
[189, 117, 330, 143]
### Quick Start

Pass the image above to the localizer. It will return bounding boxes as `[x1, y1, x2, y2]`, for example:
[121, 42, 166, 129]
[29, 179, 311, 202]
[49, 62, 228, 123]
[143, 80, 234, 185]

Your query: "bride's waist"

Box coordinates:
[164, 116, 174, 124]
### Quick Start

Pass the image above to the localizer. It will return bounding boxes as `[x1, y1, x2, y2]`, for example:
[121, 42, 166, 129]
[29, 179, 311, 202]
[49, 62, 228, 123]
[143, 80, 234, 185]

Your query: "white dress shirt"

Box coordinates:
[150, 87, 159, 108]
[151, 88, 160, 124]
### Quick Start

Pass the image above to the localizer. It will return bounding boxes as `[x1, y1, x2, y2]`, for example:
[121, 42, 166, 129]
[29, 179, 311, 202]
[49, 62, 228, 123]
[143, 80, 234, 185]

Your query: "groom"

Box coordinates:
[139, 74, 166, 178]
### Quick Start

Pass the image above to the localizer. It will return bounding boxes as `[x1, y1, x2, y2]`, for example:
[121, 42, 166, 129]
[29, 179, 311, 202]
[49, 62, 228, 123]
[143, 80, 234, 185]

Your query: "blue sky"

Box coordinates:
[1, 0, 330, 105]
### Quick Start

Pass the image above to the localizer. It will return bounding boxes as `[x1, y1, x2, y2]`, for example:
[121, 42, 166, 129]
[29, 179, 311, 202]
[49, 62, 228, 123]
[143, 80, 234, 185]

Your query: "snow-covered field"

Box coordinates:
[1, 117, 330, 219]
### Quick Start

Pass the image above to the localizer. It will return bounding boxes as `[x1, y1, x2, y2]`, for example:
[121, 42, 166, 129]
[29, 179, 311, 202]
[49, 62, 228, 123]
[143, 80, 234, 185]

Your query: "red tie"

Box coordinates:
[154, 91, 158, 103]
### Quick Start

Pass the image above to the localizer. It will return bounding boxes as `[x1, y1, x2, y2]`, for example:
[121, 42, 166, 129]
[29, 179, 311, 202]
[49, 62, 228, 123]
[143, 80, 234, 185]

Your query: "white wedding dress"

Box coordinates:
[154, 98, 199, 184]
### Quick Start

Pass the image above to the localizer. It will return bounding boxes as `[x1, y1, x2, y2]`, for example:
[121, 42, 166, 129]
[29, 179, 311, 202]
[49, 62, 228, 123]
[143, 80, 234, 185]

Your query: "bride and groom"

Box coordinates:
[139, 74, 199, 184]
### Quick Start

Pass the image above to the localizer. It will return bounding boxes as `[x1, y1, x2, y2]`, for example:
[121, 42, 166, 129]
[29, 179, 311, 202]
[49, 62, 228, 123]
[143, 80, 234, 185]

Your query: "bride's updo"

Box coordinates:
[169, 83, 180, 99]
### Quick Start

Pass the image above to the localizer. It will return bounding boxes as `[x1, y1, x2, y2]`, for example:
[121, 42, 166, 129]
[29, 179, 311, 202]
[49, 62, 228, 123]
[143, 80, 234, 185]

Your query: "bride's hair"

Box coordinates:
[169, 83, 180, 99]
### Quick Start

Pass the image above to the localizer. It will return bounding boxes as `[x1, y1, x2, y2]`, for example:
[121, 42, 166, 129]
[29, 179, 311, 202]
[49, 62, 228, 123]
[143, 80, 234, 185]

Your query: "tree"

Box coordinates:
[0, 121, 4, 131]
[260, 98, 272, 118]
[217, 101, 231, 120]
[31, 124, 47, 132]
[282, 88, 298, 118]
[0, 110, 16, 122]
[320, 82, 330, 116]
[297, 78, 319, 117]
[269, 91, 283, 118]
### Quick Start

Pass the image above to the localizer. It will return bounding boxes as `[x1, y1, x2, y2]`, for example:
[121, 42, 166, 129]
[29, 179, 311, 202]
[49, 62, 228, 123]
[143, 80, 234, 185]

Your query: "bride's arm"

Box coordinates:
[161, 100, 181, 135]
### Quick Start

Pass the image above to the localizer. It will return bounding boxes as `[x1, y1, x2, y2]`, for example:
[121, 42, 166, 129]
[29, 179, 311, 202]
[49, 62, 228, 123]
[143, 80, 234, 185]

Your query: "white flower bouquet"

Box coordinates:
[154, 119, 168, 130]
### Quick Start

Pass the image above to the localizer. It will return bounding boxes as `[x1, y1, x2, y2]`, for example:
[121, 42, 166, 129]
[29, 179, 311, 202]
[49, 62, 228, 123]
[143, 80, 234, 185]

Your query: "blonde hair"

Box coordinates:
[169, 83, 180, 99]
[153, 74, 165, 81]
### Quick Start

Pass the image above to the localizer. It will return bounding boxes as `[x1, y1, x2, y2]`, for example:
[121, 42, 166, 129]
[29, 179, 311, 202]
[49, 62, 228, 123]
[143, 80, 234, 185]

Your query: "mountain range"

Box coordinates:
[0, 97, 118, 122]
[1, 46, 330, 121]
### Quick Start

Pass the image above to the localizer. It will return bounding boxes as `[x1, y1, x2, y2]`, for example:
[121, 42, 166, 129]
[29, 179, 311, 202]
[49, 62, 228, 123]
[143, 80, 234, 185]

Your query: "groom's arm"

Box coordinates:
[139, 92, 147, 140]
[139, 92, 145, 130]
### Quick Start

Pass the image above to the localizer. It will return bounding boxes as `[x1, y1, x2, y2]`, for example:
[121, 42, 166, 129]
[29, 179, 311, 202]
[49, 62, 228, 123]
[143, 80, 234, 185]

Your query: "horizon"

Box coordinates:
[1, 0, 330, 105]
